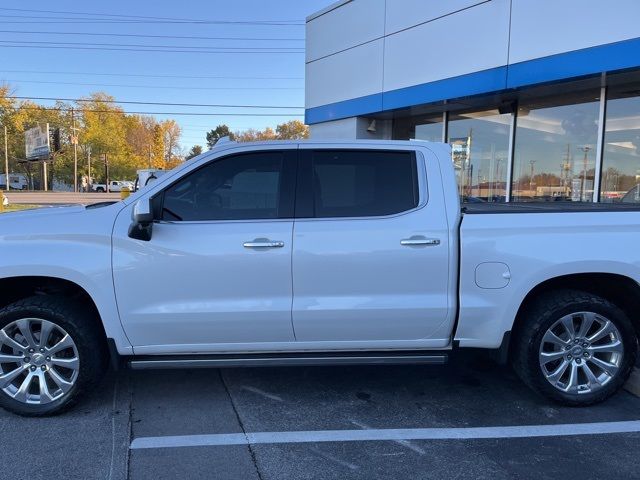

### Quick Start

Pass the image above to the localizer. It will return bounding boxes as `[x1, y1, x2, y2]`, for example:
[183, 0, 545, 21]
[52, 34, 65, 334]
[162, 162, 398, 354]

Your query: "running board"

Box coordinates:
[128, 351, 448, 370]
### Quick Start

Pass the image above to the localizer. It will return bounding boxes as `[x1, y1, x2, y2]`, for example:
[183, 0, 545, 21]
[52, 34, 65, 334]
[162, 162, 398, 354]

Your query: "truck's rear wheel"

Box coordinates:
[513, 290, 638, 406]
[0, 296, 107, 416]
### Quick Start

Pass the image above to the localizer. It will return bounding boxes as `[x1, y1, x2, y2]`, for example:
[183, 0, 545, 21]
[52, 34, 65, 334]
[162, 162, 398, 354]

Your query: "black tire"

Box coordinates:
[0, 295, 108, 416]
[513, 289, 638, 406]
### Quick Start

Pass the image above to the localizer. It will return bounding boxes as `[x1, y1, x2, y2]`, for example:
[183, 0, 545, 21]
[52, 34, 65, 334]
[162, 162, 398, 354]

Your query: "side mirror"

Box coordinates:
[128, 199, 154, 241]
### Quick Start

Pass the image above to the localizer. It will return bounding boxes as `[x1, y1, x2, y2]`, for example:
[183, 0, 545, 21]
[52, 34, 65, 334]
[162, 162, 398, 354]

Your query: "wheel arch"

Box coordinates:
[509, 272, 640, 359]
[0, 276, 109, 348]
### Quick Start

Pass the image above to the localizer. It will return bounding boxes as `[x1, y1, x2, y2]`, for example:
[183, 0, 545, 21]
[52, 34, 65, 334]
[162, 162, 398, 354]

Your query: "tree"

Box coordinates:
[233, 121, 310, 143]
[234, 127, 277, 143]
[206, 124, 234, 149]
[0, 85, 185, 189]
[160, 120, 182, 168]
[276, 120, 309, 140]
[186, 145, 203, 160]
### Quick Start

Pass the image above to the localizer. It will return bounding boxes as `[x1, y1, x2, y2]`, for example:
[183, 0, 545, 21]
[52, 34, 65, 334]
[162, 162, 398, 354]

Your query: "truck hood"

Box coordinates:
[0, 202, 123, 240]
[1, 204, 87, 219]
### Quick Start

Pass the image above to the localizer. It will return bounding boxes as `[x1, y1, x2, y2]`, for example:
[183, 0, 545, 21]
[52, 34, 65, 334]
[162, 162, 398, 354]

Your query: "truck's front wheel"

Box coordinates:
[0, 296, 107, 416]
[513, 290, 638, 406]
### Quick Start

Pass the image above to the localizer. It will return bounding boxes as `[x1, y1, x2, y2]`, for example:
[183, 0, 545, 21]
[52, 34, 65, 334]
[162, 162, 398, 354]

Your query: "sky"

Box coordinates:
[0, 0, 335, 151]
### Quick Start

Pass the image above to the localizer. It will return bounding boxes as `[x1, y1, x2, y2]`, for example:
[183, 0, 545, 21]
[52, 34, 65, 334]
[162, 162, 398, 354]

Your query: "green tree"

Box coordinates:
[206, 124, 234, 149]
[186, 145, 203, 160]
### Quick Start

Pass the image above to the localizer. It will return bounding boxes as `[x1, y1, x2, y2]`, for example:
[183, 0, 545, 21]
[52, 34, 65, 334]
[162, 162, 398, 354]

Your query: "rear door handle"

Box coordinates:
[400, 238, 441, 246]
[243, 240, 285, 248]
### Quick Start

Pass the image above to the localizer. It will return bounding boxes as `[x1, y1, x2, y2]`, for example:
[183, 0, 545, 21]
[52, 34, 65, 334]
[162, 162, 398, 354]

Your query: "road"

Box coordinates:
[1, 353, 639, 480]
[4, 191, 121, 205]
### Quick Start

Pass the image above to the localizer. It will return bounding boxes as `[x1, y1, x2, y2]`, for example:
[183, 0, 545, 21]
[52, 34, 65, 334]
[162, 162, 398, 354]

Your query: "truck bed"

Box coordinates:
[463, 202, 640, 214]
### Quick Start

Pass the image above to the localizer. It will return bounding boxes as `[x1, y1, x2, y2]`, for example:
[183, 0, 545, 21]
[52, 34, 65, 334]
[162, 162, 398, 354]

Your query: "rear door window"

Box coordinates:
[306, 150, 419, 218]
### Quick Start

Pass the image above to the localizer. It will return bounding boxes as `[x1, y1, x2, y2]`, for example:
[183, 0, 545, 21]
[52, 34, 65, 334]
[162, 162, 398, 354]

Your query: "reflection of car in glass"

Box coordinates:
[621, 185, 640, 203]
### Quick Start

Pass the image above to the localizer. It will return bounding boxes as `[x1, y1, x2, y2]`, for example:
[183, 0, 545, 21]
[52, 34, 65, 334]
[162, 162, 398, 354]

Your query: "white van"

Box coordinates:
[0, 174, 28, 190]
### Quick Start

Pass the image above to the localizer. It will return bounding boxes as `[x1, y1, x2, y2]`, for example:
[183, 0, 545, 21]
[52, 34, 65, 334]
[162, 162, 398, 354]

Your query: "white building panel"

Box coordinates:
[306, 0, 385, 63]
[306, 39, 384, 109]
[383, 0, 510, 92]
[385, 0, 487, 35]
[509, 0, 640, 64]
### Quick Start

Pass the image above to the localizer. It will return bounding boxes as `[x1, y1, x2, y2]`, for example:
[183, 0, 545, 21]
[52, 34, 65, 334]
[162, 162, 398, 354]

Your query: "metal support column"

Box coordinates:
[593, 86, 607, 202]
[505, 109, 517, 202]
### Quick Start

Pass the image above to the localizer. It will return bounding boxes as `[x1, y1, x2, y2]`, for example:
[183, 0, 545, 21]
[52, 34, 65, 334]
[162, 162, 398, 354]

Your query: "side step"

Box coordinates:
[128, 351, 448, 370]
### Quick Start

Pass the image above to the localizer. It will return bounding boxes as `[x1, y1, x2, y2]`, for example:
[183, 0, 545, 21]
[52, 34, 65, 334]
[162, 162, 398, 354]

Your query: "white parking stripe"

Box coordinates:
[130, 420, 640, 450]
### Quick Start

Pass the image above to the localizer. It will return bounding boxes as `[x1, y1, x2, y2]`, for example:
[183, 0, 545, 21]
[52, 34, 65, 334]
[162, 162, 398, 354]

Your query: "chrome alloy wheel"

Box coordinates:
[539, 312, 624, 394]
[0, 318, 80, 405]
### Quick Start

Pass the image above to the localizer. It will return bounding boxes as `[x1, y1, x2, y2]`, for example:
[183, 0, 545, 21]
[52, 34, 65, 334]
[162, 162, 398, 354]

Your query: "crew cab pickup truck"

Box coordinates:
[0, 139, 638, 416]
[92, 180, 133, 193]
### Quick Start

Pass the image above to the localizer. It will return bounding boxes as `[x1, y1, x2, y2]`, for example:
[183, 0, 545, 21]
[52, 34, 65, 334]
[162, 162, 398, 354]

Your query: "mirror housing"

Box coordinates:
[128, 199, 154, 241]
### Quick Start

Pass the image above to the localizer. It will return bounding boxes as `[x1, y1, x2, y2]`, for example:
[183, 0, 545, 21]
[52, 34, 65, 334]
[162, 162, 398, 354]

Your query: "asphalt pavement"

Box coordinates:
[1, 354, 639, 480]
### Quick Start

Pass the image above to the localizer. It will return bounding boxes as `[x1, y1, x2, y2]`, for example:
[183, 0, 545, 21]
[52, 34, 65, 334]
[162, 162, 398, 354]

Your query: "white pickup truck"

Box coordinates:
[92, 180, 133, 193]
[0, 140, 638, 416]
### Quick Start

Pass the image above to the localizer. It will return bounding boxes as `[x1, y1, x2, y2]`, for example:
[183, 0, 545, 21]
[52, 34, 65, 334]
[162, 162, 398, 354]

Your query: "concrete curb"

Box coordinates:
[624, 367, 640, 398]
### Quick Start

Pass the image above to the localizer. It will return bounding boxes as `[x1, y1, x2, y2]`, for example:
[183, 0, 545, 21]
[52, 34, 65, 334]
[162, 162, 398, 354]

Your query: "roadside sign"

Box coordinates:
[25, 124, 50, 160]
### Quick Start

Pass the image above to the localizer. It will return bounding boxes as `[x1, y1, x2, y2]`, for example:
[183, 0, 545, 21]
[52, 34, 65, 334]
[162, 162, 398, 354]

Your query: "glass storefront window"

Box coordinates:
[392, 114, 443, 142]
[512, 93, 601, 202]
[447, 109, 511, 202]
[601, 91, 640, 203]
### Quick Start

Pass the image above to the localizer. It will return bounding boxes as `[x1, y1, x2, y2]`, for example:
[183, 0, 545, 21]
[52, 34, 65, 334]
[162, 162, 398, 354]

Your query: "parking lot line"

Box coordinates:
[130, 420, 640, 450]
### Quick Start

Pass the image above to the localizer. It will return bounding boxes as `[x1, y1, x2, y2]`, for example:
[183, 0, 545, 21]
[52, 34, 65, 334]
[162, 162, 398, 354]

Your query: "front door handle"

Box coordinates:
[243, 240, 285, 248]
[400, 237, 441, 246]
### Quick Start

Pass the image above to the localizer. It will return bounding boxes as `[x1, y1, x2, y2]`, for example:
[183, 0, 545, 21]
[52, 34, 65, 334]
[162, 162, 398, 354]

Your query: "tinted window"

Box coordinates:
[311, 151, 418, 218]
[161, 152, 284, 221]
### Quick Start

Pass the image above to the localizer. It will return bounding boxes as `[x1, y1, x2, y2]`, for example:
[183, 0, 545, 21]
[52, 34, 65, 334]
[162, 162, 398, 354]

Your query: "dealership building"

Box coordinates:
[305, 0, 640, 203]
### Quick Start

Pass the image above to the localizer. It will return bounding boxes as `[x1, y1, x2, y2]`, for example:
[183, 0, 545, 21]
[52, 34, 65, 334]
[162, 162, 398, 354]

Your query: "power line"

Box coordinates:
[0, 14, 303, 26]
[0, 30, 305, 42]
[0, 44, 305, 55]
[0, 69, 303, 81]
[1, 79, 303, 91]
[0, 7, 303, 24]
[17, 106, 304, 117]
[7, 96, 304, 110]
[0, 39, 304, 51]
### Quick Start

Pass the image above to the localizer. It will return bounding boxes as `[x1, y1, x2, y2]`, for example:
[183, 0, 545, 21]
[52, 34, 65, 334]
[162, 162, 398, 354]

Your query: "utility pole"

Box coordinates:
[529, 160, 536, 196]
[87, 146, 91, 190]
[71, 107, 79, 193]
[3, 125, 8, 187]
[579, 146, 591, 202]
[148, 144, 152, 169]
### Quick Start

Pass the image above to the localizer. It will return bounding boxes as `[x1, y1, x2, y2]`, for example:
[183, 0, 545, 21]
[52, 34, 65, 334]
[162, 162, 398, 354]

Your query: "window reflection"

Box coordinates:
[392, 114, 443, 141]
[512, 94, 600, 202]
[601, 91, 640, 203]
[447, 110, 510, 202]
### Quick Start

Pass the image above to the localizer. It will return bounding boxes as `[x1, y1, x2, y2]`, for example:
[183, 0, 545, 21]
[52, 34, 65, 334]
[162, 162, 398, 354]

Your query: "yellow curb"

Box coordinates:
[624, 367, 640, 398]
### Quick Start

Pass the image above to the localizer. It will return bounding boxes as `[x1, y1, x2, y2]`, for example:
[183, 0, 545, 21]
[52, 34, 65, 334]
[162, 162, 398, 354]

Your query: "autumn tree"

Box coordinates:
[233, 120, 310, 143]
[276, 120, 309, 140]
[161, 120, 182, 168]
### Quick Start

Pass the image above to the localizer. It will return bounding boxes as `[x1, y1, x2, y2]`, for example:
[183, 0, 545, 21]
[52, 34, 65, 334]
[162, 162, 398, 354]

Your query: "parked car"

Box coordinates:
[92, 180, 133, 193]
[0, 139, 638, 416]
